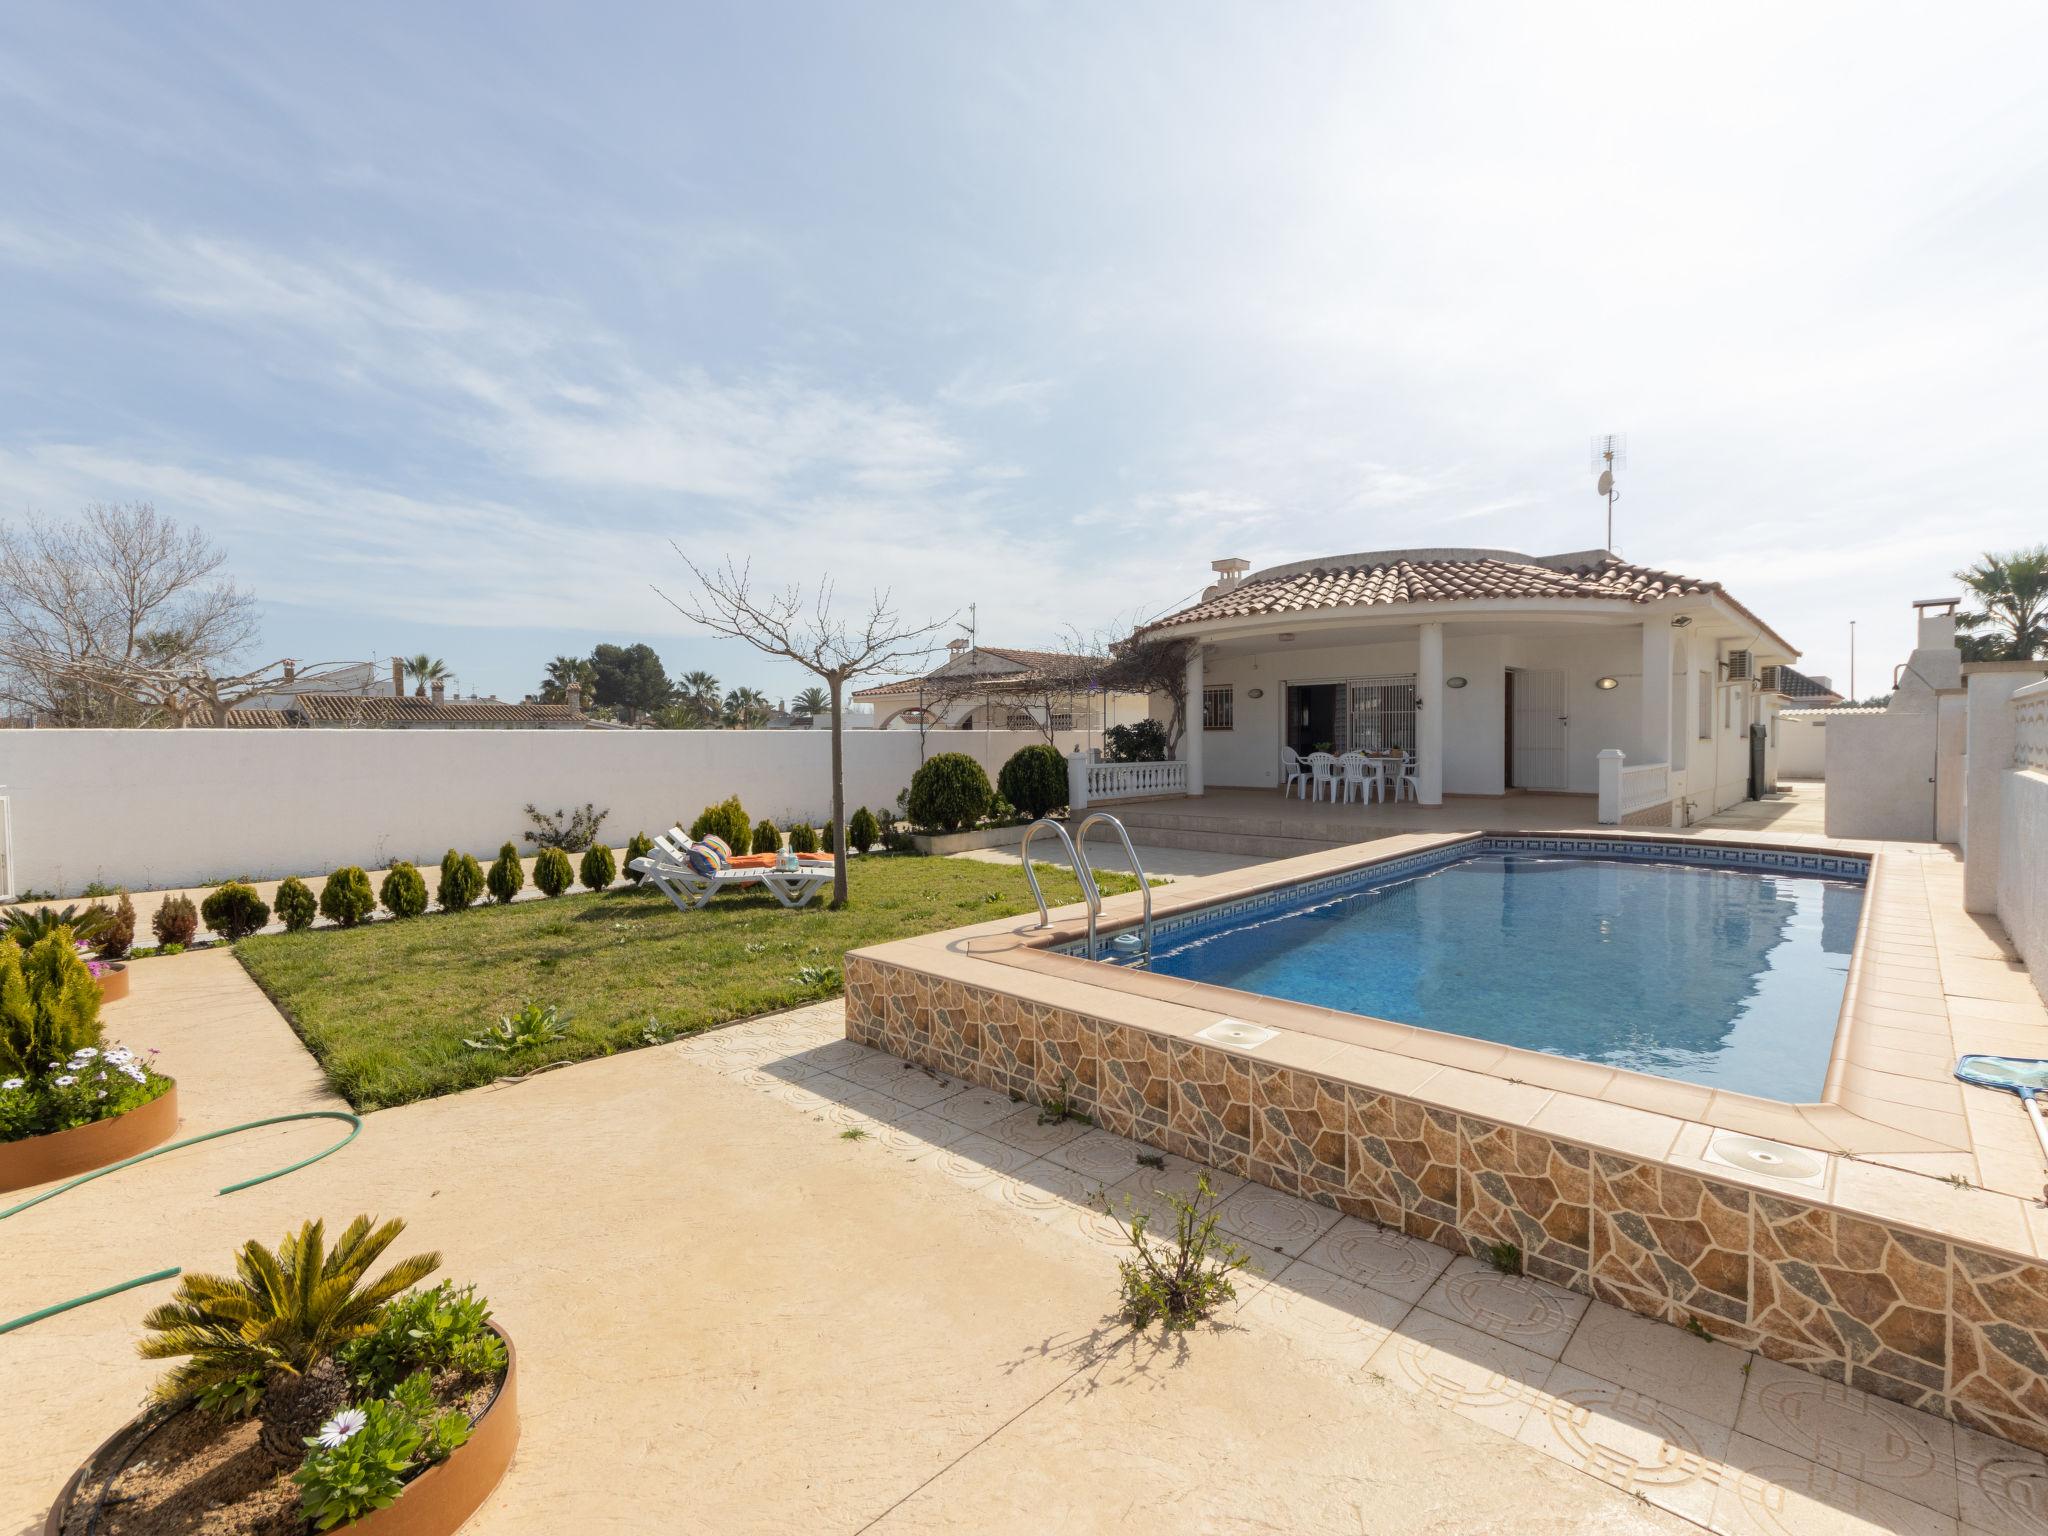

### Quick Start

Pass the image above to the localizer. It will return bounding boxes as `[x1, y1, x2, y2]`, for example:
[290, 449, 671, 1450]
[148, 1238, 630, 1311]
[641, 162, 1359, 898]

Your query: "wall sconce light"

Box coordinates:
[1595, 676, 1620, 690]
[1446, 676, 1468, 689]
[1246, 687, 1264, 699]
[1276, 633, 1296, 643]
[1670, 616, 1693, 628]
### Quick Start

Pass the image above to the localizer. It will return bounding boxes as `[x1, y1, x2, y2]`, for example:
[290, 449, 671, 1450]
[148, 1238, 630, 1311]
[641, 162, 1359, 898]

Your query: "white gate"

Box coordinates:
[1510, 669, 1569, 790]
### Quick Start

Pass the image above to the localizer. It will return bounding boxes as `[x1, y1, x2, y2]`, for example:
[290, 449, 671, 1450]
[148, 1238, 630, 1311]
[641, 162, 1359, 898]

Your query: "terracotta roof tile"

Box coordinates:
[223, 708, 293, 729]
[287, 693, 577, 726]
[853, 647, 1108, 701]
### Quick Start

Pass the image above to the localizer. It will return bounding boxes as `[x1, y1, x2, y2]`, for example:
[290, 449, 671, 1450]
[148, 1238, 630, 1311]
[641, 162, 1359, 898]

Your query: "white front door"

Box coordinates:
[1510, 668, 1569, 790]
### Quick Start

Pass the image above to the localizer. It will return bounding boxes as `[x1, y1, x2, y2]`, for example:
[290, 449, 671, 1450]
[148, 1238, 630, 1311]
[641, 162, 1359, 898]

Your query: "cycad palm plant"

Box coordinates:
[140, 1215, 440, 1453]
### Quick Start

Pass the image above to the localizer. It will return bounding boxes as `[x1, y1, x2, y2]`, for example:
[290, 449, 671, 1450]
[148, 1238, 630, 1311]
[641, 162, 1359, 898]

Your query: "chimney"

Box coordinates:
[1203, 557, 1251, 599]
[391, 657, 404, 695]
[564, 682, 582, 717]
[947, 637, 969, 657]
[282, 658, 296, 686]
[431, 679, 445, 705]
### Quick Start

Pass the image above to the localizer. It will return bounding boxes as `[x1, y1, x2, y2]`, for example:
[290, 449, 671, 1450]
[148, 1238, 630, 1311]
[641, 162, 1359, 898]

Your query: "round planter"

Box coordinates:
[0, 1083, 178, 1196]
[44, 1325, 518, 1536]
[94, 962, 130, 1004]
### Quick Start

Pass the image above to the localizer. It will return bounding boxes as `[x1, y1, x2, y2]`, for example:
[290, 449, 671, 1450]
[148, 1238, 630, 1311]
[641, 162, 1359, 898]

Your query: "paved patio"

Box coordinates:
[12, 942, 2048, 1532]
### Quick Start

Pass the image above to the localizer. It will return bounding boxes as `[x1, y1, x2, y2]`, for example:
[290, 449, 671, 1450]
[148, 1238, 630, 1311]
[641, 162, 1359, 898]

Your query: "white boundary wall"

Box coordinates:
[1995, 681, 2048, 1005]
[0, 728, 1050, 894]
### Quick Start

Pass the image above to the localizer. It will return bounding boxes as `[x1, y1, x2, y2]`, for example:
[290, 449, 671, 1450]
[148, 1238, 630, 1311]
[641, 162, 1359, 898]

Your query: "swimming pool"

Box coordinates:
[1085, 843, 1866, 1102]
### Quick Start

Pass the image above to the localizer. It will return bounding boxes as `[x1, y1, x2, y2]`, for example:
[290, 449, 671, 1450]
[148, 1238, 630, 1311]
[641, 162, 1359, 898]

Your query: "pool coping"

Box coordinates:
[850, 828, 2048, 1268]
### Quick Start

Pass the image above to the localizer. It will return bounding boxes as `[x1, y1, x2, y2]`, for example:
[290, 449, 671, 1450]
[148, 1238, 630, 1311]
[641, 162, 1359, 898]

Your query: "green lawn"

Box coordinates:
[236, 856, 1129, 1111]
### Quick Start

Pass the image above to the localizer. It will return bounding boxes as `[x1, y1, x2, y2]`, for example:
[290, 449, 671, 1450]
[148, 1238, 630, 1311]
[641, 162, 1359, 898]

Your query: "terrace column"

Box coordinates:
[1182, 646, 1205, 796]
[1417, 622, 1444, 805]
[1641, 618, 1674, 764]
[1674, 629, 1697, 781]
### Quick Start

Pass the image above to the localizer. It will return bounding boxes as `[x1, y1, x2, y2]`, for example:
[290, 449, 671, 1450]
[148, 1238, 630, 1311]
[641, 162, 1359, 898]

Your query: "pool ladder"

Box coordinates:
[1020, 813, 1153, 963]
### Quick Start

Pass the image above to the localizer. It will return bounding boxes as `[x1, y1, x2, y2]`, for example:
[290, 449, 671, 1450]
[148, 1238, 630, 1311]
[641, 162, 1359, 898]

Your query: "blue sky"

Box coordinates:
[2, 3, 2044, 704]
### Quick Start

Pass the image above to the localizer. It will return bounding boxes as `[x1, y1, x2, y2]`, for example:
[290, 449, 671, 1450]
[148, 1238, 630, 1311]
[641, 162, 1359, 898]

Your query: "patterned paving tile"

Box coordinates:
[983, 1105, 1093, 1157]
[1954, 1423, 2048, 1536]
[1213, 1182, 1342, 1258]
[832, 1052, 963, 1107]
[928, 1085, 1022, 1132]
[1246, 1261, 1413, 1376]
[1046, 1129, 1152, 1184]
[980, 1158, 1109, 1221]
[1367, 1312, 1557, 1438]
[1515, 1364, 1733, 1526]
[1297, 1215, 1454, 1305]
[1735, 1357, 1958, 1517]
[1560, 1298, 1748, 1428]
[1416, 1255, 1589, 1361]
[929, 1133, 1040, 1189]
[867, 1109, 972, 1155]
[1708, 1431, 1958, 1536]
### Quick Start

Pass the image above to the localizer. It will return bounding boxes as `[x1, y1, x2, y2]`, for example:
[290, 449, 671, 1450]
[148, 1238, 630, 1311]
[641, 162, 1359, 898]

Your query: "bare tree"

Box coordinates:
[1051, 618, 1192, 754]
[0, 503, 259, 725]
[22, 652, 362, 726]
[657, 553, 952, 908]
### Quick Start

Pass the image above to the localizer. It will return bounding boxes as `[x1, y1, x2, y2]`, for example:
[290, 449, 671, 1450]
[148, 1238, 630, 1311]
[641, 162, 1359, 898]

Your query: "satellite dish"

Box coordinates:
[1596, 469, 1614, 497]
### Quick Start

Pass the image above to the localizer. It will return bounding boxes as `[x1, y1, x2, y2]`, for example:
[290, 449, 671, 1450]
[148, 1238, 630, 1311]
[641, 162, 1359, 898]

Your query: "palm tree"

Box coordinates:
[539, 655, 596, 704]
[402, 654, 449, 694]
[723, 685, 771, 729]
[1955, 546, 2048, 661]
[792, 685, 830, 718]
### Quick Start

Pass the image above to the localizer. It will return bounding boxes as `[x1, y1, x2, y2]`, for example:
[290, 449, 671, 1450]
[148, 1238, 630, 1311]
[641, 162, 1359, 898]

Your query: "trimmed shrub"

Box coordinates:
[533, 846, 574, 897]
[623, 833, 654, 884]
[0, 931, 101, 1074]
[95, 891, 138, 959]
[436, 849, 485, 912]
[907, 752, 992, 832]
[848, 807, 880, 853]
[687, 796, 749, 854]
[274, 876, 317, 933]
[318, 866, 376, 928]
[486, 842, 525, 905]
[200, 881, 271, 941]
[750, 819, 781, 855]
[787, 822, 819, 854]
[579, 843, 616, 891]
[821, 818, 837, 854]
[1104, 719, 1168, 763]
[152, 894, 199, 948]
[380, 861, 429, 919]
[998, 744, 1069, 819]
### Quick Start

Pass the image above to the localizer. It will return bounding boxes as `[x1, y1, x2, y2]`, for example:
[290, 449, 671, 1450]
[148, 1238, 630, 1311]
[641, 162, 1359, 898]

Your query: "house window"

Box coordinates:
[1049, 711, 1073, 732]
[1006, 709, 1036, 731]
[1202, 685, 1234, 731]
[1698, 672, 1712, 739]
[956, 711, 973, 729]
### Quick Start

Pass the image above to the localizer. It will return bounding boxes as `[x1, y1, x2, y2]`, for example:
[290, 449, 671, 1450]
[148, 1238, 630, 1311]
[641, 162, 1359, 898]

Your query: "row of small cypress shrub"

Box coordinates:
[688, 799, 884, 856]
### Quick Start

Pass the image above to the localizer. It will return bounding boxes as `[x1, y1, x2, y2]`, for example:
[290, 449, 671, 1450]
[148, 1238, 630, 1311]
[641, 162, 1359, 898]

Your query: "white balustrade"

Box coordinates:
[2017, 681, 2048, 772]
[1067, 753, 1190, 810]
[1597, 750, 1674, 825]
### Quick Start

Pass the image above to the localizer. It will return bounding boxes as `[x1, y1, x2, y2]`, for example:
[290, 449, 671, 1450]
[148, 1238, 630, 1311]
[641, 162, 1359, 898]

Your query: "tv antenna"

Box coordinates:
[1590, 433, 1627, 552]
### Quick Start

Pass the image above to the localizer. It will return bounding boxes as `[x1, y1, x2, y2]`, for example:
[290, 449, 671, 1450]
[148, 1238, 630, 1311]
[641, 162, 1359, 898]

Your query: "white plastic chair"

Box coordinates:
[1336, 751, 1370, 804]
[1280, 747, 1312, 800]
[1395, 752, 1420, 802]
[1306, 751, 1338, 802]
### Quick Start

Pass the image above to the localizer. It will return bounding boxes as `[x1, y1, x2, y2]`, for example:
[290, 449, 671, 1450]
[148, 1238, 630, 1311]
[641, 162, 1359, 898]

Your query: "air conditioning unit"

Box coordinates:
[1725, 650, 1753, 680]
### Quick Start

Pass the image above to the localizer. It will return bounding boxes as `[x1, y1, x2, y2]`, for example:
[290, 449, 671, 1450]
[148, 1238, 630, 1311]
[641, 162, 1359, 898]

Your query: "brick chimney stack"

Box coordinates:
[282, 659, 296, 686]
[391, 657, 404, 695]
[564, 682, 583, 717]
[431, 679, 445, 704]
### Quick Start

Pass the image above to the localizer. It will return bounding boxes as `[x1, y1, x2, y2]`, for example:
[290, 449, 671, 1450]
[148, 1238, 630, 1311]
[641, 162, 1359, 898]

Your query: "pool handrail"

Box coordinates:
[1074, 811, 1153, 963]
[1020, 818, 1098, 935]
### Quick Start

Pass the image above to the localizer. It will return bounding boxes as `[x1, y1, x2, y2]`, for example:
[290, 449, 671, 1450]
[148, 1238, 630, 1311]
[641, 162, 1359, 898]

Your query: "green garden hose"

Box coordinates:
[0, 1109, 362, 1335]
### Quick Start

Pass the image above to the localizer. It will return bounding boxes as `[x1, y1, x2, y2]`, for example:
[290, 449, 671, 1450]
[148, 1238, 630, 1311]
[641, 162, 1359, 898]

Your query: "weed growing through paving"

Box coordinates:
[1681, 1316, 1713, 1342]
[1136, 1152, 1165, 1170]
[1101, 1173, 1248, 1332]
[1037, 1078, 1092, 1127]
[839, 1126, 870, 1141]
[1484, 1240, 1522, 1277]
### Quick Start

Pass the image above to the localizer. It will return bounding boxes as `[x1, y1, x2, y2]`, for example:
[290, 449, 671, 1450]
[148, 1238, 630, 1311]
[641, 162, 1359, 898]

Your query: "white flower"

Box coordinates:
[316, 1408, 367, 1448]
[121, 1065, 147, 1083]
[96, 1089, 106, 1098]
[1, 1078, 22, 1091]
[53, 1075, 76, 1087]
[72, 1047, 98, 1060]
[105, 1048, 133, 1064]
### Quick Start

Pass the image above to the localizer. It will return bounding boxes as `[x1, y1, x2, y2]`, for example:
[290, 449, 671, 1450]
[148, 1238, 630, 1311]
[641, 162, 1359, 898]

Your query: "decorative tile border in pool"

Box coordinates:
[1055, 832, 1869, 955]
[842, 948, 2048, 1453]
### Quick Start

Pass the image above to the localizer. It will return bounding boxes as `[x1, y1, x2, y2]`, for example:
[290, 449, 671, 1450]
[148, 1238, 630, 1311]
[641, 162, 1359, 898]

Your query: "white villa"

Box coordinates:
[1126, 547, 1806, 827]
[855, 639, 1152, 743]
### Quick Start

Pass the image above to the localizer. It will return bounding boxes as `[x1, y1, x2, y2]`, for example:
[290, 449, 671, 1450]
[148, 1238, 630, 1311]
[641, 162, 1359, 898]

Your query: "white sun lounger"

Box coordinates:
[628, 851, 833, 911]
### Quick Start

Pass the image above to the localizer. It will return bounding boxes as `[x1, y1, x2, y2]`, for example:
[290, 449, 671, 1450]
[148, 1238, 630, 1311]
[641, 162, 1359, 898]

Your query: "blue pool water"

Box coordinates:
[1111, 852, 1864, 1101]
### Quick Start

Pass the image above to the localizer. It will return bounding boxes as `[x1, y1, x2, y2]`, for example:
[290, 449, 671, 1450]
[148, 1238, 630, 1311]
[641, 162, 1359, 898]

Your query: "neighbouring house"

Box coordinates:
[1128, 548, 1802, 825]
[854, 639, 1152, 741]
[226, 658, 587, 731]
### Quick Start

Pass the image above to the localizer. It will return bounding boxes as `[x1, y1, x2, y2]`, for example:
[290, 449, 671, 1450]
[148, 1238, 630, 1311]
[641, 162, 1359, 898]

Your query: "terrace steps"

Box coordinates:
[1109, 800, 1385, 859]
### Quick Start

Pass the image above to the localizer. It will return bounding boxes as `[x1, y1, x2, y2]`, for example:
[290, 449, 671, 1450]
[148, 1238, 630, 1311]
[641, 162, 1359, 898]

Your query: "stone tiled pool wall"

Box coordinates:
[844, 951, 2048, 1453]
